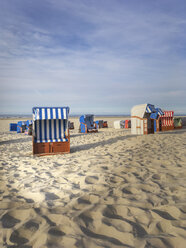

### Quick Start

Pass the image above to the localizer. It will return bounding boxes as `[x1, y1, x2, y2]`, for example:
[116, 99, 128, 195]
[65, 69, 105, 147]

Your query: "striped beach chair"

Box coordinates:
[158, 110, 174, 131]
[32, 107, 70, 155]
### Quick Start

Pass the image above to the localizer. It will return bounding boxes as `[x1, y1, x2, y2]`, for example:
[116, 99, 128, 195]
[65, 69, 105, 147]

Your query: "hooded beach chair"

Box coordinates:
[9, 123, 17, 131]
[17, 121, 26, 133]
[79, 115, 98, 133]
[25, 120, 33, 135]
[95, 120, 108, 128]
[103, 121, 108, 128]
[173, 117, 182, 129]
[131, 103, 164, 134]
[95, 120, 103, 129]
[125, 120, 131, 128]
[68, 121, 74, 130]
[114, 120, 125, 129]
[32, 107, 70, 155]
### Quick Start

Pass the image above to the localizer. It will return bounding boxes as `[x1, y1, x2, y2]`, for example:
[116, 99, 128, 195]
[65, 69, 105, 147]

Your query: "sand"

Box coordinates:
[0, 117, 186, 248]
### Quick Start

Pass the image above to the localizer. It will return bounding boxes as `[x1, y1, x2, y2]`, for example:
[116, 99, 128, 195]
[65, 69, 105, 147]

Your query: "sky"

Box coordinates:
[0, 0, 186, 115]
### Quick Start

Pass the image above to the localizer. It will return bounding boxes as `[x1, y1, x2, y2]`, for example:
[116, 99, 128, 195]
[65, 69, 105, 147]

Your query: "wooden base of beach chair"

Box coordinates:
[161, 126, 174, 131]
[33, 140, 70, 156]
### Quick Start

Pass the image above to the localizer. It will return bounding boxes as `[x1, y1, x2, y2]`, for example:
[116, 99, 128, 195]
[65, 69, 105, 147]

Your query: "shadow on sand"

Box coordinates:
[0, 137, 32, 146]
[70, 134, 136, 153]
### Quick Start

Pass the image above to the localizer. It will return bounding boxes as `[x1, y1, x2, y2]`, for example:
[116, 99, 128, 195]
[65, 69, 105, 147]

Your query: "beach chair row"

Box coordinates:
[9, 104, 182, 156]
[9, 120, 33, 135]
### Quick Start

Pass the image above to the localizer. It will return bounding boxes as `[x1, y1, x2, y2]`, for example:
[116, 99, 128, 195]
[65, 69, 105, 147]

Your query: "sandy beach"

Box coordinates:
[0, 117, 186, 248]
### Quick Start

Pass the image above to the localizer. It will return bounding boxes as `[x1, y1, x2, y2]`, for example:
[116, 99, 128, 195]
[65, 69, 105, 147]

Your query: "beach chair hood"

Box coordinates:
[33, 107, 69, 120]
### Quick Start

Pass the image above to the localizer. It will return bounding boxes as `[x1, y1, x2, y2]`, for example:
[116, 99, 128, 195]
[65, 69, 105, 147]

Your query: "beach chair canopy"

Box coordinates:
[33, 107, 69, 120]
[17, 121, 27, 133]
[26, 120, 33, 127]
[150, 107, 164, 119]
[131, 103, 156, 118]
[155, 108, 164, 116]
[159, 111, 174, 118]
[80, 115, 94, 129]
[32, 107, 70, 143]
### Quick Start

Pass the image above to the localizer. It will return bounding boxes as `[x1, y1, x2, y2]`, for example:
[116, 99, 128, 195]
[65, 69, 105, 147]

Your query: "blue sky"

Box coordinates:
[0, 0, 186, 115]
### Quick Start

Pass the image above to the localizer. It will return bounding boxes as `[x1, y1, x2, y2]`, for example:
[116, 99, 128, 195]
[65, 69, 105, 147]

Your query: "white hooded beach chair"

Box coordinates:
[32, 107, 70, 156]
[131, 103, 156, 135]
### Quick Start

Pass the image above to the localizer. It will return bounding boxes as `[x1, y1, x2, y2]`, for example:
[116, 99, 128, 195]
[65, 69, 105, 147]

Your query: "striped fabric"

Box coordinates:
[33, 107, 69, 143]
[155, 108, 164, 116]
[159, 111, 174, 127]
[26, 120, 33, 127]
[146, 104, 156, 113]
[33, 107, 69, 120]
[159, 111, 174, 117]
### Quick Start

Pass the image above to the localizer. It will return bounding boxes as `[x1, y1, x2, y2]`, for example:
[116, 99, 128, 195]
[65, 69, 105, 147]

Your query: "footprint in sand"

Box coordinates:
[85, 175, 99, 184]
[8, 220, 40, 246]
[1, 213, 20, 228]
[45, 192, 60, 201]
[152, 173, 161, 180]
[10, 230, 29, 246]
[77, 197, 91, 205]
[47, 227, 66, 247]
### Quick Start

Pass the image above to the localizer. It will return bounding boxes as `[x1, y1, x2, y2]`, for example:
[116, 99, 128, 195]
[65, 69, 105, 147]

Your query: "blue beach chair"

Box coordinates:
[79, 115, 98, 133]
[9, 123, 17, 131]
[25, 120, 33, 135]
[32, 107, 70, 155]
[17, 121, 26, 133]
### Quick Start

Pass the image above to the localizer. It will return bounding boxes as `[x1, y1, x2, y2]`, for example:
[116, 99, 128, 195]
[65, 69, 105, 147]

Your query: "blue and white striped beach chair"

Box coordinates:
[32, 107, 70, 155]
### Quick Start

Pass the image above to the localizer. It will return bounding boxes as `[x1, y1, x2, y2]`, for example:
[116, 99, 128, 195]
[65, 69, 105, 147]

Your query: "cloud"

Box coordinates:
[0, 0, 186, 114]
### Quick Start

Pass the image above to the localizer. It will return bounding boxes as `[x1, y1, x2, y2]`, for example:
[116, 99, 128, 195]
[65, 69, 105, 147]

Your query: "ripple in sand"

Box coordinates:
[103, 205, 147, 238]
[152, 209, 176, 220]
[80, 225, 128, 247]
